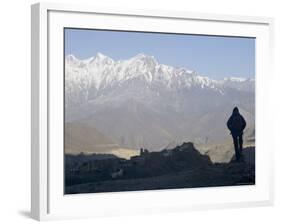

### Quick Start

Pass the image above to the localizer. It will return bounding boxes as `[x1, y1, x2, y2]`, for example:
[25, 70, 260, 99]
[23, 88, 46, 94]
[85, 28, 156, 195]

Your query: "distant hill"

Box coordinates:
[65, 122, 138, 159]
[65, 122, 118, 154]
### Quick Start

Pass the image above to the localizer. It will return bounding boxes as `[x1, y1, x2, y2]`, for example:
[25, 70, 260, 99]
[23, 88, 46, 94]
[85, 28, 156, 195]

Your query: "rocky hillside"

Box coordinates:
[65, 142, 255, 194]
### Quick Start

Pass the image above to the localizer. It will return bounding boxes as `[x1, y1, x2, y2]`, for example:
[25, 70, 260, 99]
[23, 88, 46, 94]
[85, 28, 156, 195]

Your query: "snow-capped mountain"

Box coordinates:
[65, 53, 254, 108]
[65, 53, 255, 152]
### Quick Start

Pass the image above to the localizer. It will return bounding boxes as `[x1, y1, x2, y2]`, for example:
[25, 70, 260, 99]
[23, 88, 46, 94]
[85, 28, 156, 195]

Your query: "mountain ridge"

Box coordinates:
[65, 52, 255, 151]
[65, 53, 254, 108]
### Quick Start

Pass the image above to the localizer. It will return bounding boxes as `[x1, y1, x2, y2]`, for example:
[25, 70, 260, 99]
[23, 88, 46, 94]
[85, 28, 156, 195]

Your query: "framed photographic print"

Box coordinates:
[31, 2, 274, 221]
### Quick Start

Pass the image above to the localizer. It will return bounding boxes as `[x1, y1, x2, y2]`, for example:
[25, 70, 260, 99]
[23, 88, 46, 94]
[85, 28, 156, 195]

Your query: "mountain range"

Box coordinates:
[65, 53, 255, 156]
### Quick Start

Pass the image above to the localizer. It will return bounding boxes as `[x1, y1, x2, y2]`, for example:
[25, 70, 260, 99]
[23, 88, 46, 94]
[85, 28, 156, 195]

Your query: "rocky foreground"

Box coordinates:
[65, 142, 255, 194]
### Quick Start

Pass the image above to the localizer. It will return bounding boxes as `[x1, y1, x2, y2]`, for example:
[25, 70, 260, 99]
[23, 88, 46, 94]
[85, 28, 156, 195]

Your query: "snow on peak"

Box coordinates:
[66, 54, 78, 62]
[223, 77, 248, 82]
[129, 53, 158, 66]
[95, 52, 109, 60]
[65, 53, 254, 107]
[89, 52, 114, 65]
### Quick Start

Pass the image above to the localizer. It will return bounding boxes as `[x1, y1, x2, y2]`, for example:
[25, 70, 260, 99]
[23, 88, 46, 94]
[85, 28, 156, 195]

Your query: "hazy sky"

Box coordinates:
[65, 28, 255, 79]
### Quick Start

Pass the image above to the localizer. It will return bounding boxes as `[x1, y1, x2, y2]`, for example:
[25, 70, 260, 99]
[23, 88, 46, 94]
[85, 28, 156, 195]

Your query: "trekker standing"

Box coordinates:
[227, 107, 246, 162]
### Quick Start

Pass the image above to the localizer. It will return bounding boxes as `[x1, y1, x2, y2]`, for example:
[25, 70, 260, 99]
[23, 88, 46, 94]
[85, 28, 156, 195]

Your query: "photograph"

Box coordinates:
[64, 28, 255, 194]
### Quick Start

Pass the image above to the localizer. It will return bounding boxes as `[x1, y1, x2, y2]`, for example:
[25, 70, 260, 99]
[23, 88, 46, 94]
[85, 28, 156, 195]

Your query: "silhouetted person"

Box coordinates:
[227, 107, 246, 162]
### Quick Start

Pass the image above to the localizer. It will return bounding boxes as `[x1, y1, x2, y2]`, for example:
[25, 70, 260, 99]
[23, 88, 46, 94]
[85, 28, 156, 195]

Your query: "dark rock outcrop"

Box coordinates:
[65, 142, 255, 194]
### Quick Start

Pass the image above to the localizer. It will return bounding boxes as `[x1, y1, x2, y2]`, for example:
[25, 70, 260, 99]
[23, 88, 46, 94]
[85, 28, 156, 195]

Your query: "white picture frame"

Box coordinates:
[31, 2, 274, 221]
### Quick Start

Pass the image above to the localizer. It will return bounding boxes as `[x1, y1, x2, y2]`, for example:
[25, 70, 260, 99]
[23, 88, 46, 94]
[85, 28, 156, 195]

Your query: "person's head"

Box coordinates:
[232, 107, 239, 115]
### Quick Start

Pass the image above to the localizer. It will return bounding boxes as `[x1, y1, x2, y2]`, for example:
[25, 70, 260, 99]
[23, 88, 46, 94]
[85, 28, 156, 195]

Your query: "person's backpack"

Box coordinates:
[231, 115, 243, 132]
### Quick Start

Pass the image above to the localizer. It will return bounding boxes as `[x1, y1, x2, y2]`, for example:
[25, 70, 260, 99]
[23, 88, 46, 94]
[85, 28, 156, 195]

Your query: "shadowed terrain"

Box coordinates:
[65, 143, 255, 194]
